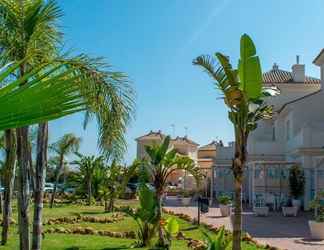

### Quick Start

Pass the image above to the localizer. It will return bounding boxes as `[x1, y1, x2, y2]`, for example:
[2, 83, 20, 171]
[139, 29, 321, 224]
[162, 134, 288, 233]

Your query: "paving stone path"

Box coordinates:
[164, 205, 324, 250]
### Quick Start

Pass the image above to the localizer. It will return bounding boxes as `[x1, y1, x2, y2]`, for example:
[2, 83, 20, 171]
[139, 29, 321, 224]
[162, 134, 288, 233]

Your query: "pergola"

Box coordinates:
[247, 161, 297, 209]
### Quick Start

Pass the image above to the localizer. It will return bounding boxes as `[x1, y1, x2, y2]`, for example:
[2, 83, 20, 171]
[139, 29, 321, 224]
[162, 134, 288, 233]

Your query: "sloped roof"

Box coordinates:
[135, 130, 165, 141]
[171, 136, 199, 146]
[262, 66, 320, 85]
[199, 140, 218, 151]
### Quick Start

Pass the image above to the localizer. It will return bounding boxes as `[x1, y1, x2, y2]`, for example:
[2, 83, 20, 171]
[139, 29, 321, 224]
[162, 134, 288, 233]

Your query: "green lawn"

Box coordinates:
[0, 200, 263, 250]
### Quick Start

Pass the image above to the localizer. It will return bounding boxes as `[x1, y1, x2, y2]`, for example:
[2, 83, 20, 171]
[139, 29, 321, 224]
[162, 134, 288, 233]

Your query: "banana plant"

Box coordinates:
[161, 217, 179, 250]
[194, 34, 279, 250]
[203, 226, 230, 250]
[123, 183, 159, 247]
[143, 135, 203, 248]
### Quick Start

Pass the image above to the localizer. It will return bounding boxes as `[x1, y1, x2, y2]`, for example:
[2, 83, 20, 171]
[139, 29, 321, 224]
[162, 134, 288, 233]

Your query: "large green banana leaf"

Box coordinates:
[0, 61, 87, 130]
[238, 34, 262, 99]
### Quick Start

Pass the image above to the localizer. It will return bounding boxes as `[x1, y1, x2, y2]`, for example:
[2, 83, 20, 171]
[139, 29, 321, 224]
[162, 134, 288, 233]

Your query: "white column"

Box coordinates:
[251, 163, 255, 207]
[303, 156, 312, 210]
[210, 167, 214, 202]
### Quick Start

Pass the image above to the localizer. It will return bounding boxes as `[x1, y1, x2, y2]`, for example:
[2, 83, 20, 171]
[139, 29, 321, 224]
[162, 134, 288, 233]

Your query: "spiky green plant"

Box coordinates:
[143, 135, 203, 248]
[193, 34, 278, 250]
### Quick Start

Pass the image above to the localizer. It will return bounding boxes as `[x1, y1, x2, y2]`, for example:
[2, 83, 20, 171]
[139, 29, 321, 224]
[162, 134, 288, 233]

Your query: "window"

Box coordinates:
[286, 120, 290, 141]
[272, 125, 276, 141]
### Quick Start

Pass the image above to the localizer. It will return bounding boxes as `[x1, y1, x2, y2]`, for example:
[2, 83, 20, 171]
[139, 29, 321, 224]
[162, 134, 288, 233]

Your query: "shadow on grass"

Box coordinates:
[101, 247, 130, 250]
[79, 211, 105, 215]
[182, 226, 199, 231]
[65, 246, 130, 250]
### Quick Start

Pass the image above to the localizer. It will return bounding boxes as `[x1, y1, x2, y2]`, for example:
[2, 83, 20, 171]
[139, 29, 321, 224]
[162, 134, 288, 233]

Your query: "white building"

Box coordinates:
[212, 52, 324, 209]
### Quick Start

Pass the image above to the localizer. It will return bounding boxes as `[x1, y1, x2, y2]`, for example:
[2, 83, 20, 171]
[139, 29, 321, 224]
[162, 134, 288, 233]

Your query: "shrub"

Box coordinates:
[289, 165, 305, 199]
[217, 195, 231, 205]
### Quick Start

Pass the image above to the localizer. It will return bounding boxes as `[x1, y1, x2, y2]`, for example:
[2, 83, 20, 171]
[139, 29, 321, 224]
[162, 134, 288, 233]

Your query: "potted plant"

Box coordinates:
[218, 195, 232, 217]
[253, 199, 269, 217]
[289, 165, 305, 209]
[282, 199, 298, 217]
[309, 191, 324, 240]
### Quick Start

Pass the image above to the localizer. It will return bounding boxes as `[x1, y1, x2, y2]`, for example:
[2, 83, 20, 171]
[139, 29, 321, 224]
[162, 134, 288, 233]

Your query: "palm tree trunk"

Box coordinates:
[0, 193, 3, 214]
[28, 144, 35, 196]
[232, 177, 242, 250]
[104, 199, 109, 212]
[87, 178, 92, 206]
[17, 126, 31, 250]
[50, 156, 63, 209]
[108, 197, 114, 212]
[156, 193, 165, 247]
[1, 129, 16, 246]
[32, 123, 48, 250]
[232, 132, 247, 250]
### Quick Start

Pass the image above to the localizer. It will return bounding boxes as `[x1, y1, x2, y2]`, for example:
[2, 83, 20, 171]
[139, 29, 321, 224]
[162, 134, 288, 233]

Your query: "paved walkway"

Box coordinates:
[164, 203, 324, 250]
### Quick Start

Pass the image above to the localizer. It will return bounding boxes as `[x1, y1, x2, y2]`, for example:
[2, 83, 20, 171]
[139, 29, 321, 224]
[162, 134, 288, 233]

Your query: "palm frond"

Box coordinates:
[58, 54, 136, 161]
[0, 60, 88, 131]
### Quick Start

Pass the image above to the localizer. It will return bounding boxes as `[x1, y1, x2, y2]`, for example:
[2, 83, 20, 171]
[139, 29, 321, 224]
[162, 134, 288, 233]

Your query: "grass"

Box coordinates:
[0, 200, 263, 250]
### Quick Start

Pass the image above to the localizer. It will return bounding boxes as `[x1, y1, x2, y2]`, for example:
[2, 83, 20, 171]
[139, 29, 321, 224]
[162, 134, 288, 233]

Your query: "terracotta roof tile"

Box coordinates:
[199, 140, 218, 151]
[135, 130, 165, 141]
[262, 68, 320, 84]
[171, 136, 199, 146]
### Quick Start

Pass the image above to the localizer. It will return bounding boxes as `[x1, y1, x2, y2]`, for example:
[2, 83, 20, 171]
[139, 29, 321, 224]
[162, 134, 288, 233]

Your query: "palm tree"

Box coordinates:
[49, 133, 81, 208]
[193, 34, 276, 250]
[72, 153, 104, 205]
[143, 136, 203, 247]
[1, 129, 16, 245]
[0, 1, 62, 248]
[0, 1, 135, 249]
[0, 56, 96, 249]
[98, 160, 137, 212]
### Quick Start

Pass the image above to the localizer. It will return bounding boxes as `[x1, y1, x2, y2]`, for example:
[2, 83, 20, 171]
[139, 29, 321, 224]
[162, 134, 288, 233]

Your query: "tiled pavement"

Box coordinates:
[164, 199, 324, 250]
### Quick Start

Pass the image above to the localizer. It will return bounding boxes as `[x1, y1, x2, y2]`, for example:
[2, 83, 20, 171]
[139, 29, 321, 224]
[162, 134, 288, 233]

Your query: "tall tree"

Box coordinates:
[193, 34, 277, 250]
[1, 129, 16, 245]
[32, 123, 47, 250]
[0, 1, 62, 248]
[0, 1, 135, 249]
[143, 136, 203, 248]
[50, 133, 81, 208]
[0, 51, 102, 249]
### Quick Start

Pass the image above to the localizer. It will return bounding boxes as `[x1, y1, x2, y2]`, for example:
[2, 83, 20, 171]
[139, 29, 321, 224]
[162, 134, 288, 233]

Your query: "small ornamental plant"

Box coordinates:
[289, 165, 305, 199]
[217, 195, 232, 205]
[309, 191, 324, 222]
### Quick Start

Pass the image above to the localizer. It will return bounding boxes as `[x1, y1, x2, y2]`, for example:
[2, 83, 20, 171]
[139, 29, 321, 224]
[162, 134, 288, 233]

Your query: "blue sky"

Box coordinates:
[51, 0, 324, 163]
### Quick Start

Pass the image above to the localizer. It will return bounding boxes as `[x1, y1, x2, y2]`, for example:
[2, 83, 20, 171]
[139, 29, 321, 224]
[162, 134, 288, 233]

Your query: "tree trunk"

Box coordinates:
[87, 178, 92, 206]
[0, 193, 3, 214]
[32, 123, 48, 250]
[232, 177, 242, 250]
[232, 131, 247, 250]
[108, 197, 114, 212]
[104, 199, 109, 212]
[156, 193, 166, 247]
[17, 126, 31, 250]
[28, 144, 35, 196]
[50, 156, 63, 209]
[1, 129, 16, 246]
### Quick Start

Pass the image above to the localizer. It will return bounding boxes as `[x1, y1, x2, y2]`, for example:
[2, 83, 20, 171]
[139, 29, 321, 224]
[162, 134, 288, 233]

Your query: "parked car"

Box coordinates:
[64, 187, 76, 194]
[44, 183, 54, 193]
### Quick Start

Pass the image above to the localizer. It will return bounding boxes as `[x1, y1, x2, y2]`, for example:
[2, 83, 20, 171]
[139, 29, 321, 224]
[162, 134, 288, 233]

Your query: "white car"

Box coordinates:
[44, 183, 54, 193]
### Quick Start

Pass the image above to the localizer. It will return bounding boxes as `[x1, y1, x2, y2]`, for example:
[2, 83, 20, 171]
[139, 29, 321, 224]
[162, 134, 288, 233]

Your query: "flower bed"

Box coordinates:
[43, 226, 136, 239]
[44, 213, 124, 225]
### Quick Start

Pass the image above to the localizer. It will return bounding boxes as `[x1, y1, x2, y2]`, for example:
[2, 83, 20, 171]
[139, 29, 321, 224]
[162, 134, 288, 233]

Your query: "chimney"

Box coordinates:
[292, 55, 305, 82]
